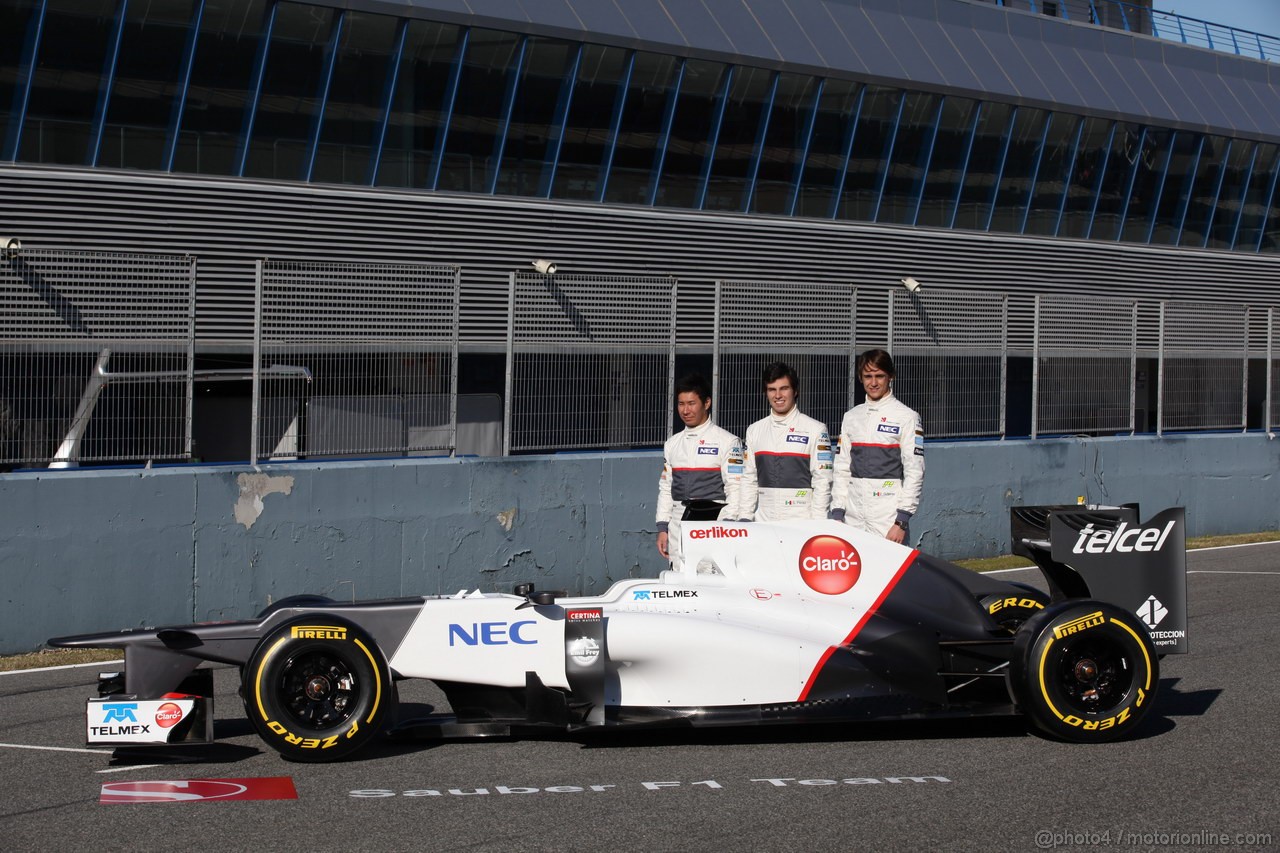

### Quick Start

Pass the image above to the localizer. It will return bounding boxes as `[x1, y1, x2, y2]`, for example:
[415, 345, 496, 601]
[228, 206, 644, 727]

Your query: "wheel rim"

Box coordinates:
[1052, 635, 1134, 715]
[276, 649, 360, 731]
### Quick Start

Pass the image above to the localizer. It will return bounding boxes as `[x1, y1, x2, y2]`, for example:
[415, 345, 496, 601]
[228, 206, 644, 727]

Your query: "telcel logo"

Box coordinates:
[798, 535, 861, 595]
[448, 621, 537, 646]
[688, 526, 747, 539]
[1071, 521, 1176, 554]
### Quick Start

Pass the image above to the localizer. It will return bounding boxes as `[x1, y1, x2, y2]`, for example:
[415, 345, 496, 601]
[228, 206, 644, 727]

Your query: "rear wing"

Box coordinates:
[1011, 505, 1188, 654]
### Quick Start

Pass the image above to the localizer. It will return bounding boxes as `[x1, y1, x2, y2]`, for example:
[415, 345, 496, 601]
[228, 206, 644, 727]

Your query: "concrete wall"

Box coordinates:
[3, 433, 1276, 654]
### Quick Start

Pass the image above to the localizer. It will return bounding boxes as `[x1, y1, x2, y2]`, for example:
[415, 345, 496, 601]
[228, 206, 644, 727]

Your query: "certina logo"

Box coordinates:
[155, 702, 183, 728]
[696, 446, 719, 455]
[566, 609, 601, 622]
[448, 621, 537, 646]
[1053, 611, 1105, 639]
[798, 535, 862, 595]
[785, 434, 809, 444]
[876, 423, 900, 435]
[633, 589, 699, 600]
[1071, 521, 1176, 554]
[291, 625, 347, 640]
[688, 526, 747, 539]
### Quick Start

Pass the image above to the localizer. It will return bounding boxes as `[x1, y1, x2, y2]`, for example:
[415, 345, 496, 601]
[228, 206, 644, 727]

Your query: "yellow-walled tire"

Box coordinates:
[979, 586, 1049, 635]
[1010, 601, 1158, 743]
[242, 616, 393, 762]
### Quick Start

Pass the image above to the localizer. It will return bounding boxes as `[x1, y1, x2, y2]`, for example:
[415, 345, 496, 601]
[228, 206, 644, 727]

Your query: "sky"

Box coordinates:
[1152, 0, 1280, 35]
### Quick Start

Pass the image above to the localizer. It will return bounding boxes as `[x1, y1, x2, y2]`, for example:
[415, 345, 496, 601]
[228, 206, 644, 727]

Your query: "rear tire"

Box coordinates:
[979, 586, 1049, 635]
[243, 616, 393, 762]
[1010, 601, 1158, 743]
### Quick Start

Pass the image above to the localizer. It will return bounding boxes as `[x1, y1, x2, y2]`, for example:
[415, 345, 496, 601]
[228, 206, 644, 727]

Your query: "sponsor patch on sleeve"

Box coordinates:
[817, 451, 833, 462]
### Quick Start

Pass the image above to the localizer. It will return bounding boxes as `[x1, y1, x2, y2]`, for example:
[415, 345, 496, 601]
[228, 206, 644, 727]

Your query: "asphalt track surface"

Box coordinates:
[3, 544, 1278, 853]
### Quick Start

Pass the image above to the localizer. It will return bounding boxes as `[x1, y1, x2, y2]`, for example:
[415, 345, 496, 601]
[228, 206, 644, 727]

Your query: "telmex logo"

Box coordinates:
[798, 535, 861, 595]
[102, 703, 138, 724]
[1071, 521, 1176, 555]
[291, 625, 347, 640]
[688, 526, 747, 539]
[1053, 611, 1104, 639]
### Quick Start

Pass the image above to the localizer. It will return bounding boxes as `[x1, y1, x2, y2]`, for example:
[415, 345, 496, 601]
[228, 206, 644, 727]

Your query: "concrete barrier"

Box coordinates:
[2, 433, 1276, 654]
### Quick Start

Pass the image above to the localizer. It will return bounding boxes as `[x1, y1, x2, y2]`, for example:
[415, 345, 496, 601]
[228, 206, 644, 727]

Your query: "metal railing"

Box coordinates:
[1032, 295, 1138, 437]
[1156, 301, 1248, 435]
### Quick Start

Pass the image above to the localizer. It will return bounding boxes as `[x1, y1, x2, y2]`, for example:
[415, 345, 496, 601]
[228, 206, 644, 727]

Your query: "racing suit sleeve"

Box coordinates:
[809, 422, 833, 519]
[737, 426, 758, 521]
[896, 410, 925, 525]
[719, 435, 745, 521]
[828, 412, 851, 522]
[655, 439, 674, 532]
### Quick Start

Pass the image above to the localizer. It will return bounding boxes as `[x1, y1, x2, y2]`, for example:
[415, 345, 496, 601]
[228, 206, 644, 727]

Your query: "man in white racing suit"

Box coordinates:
[830, 349, 924, 543]
[656, 373, 744, 559]
[739, 362, 832, 521]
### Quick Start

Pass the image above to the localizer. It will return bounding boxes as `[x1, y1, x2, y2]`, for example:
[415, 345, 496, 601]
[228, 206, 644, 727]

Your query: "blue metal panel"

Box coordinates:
[741, 70, 779, 214]
[1228, 144, 1259, 251]
[235, 0, 278, 178]
[4, 0, 47, 162]
[1052, 114, 1086, 238]
[1143, 130, 1181, 245]
[429, 27, 469, 192]
[164, 0, 205, 173]
[368, 18, 409, 186]
[1113, 126, 1150, 242]
[829, 84, 866, 221]
[695, 66, 735, 211]
[596, 49, 635, 204]
[948, 100, 983, 231]
[305, 10, 346, 183]
[1199, 139, 1233, 250]
[89, 0, 130, 168]
[785, 76, 824, 218]
[1171, 135, 1205, 245]
[541, 42, 584, 199]
[647, 58, 686, 207]
[870, 91, 906, 223]
[909, 96, 945, 227]
[1082, 121, 1117, 241]
[983, 106, 1019, 233]
[488, 35, 528, 195]
[1019, 111, 1055, 234]
[1253, 153, 1280, 253]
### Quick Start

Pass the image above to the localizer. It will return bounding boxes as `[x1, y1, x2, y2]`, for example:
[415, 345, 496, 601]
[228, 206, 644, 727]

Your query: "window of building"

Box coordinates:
[1205, 140, 1255, 250]
[496, 37, 578, 198]
[173, 0, 270, 176]
[837, 86, 902, 222]
[1174, 135, 1230, 248]
[915, 96, 978, 229]
[1235, 143, 1280, 251]
[1089, 122, 1143, 240]
[954, 101, 1014, 231]
[792, 79, 861, 219]
[1120, 127, 1175, 243]
[1057, 116, 1114, 239]
[877, 91, 941, 225]
[989, 107, 1049, 233]
[603, 51, 680, 206]
[1023, 113, 1081, 236]
[374, 20, 463, 190]
[438, 28, 522, 194]
[655, 59, 729, 209]
[749, 73, 818, 216]
[703, 65, 776, 212]
[550, 44, 631, 202]
[17, 0, 118, 166]
[311, 12, 400, 185]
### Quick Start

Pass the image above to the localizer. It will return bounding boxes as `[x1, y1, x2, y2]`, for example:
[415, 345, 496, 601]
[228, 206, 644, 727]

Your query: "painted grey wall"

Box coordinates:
[3, 433, 1277, 653]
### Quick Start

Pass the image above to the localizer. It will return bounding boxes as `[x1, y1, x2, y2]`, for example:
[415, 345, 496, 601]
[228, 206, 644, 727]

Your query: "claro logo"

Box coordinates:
[1071, 521, 1176, 554]
[798, 535, 861, 595]
[688, 526, 748, 539]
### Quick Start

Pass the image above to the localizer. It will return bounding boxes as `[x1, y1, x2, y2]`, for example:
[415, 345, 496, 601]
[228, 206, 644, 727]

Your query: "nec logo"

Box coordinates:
[696, 446, 719, 455]
[448, 621, 537, 646]
[876, 423, 900, 435]
[101, 703, 139, 723]
[785, 434, 809, 444]
[1071, 521, 1176, 554]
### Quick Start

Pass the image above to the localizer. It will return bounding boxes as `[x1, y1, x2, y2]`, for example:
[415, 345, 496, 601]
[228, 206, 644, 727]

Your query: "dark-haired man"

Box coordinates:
[830, 349, 924, 544]
[655, 373, 744, 559]
[739, 362, 832, 521]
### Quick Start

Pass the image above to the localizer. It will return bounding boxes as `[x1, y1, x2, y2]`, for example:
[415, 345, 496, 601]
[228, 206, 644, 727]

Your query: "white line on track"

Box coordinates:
[0, 742, 111, 755]
[0, 659, 122, 677]
[97, 764, 160, 774]
[1188, 570, 1280, 575]
[1192, 540, 1280, 552]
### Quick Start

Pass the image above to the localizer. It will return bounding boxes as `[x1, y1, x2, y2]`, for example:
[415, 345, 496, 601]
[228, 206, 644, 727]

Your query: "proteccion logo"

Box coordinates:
[798, 535, 862, 595]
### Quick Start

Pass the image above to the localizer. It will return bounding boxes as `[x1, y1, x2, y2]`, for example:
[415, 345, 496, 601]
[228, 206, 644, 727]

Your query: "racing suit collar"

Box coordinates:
[769, 406, 801, 427]
[865, 391, 897, 410]
[683, 418, 717, 437]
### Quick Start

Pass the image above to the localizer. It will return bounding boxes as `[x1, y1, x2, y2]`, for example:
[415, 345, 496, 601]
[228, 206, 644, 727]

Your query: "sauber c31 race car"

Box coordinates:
[50, 505, 1188, 762]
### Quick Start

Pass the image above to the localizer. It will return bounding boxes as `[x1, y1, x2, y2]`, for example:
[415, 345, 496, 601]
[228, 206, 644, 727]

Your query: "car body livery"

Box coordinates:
[51, 505, 1188, 761]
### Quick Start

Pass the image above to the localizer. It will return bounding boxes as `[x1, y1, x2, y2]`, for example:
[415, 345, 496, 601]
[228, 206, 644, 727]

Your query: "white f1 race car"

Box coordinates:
[51, 505, 1188, 761]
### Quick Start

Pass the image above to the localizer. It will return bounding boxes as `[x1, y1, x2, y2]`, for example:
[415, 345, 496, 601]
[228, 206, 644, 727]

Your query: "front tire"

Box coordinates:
[243, 617, 393, 762]
[1010, 601, 1158, 743]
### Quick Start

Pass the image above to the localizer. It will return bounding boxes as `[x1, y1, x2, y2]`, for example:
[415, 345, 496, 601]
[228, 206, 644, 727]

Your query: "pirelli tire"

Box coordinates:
[979, 584, 1049, 635]
[243, 616, 394, 762]
[1010, 601, 1158, 743]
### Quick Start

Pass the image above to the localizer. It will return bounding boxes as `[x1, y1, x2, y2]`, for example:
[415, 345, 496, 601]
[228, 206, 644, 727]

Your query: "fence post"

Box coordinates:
[1268, 308, 1274, 437]
[667, 277, 677, 430]
[1157, 301, 1165, 438]
[848, 285, 857, 410]
[251, 259, 263, 465]
[503, 271, 516, 457]
[450, 266, 461, 455]
[185, 255, 197, 459]
[1129, 301, 1137, 435]
[712, 280, 722, 415]
[1000, 294, 1008, 439]
[1031, 294, 1040, 439]
[1242, 309, 1250, 433]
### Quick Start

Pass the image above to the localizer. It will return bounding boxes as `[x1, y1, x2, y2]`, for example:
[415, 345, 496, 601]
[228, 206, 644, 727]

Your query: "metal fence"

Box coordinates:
[253, 259, 460, 463]
[712, 281, 855, 439]
[1157, 301, 1247, 435]
[1271, 309, 1278, 435]
[504, 272, 677, 453]
[1033, 295, 1137, 437]
[0, 249, 195, 467]
[888, 289, 1008, 438]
